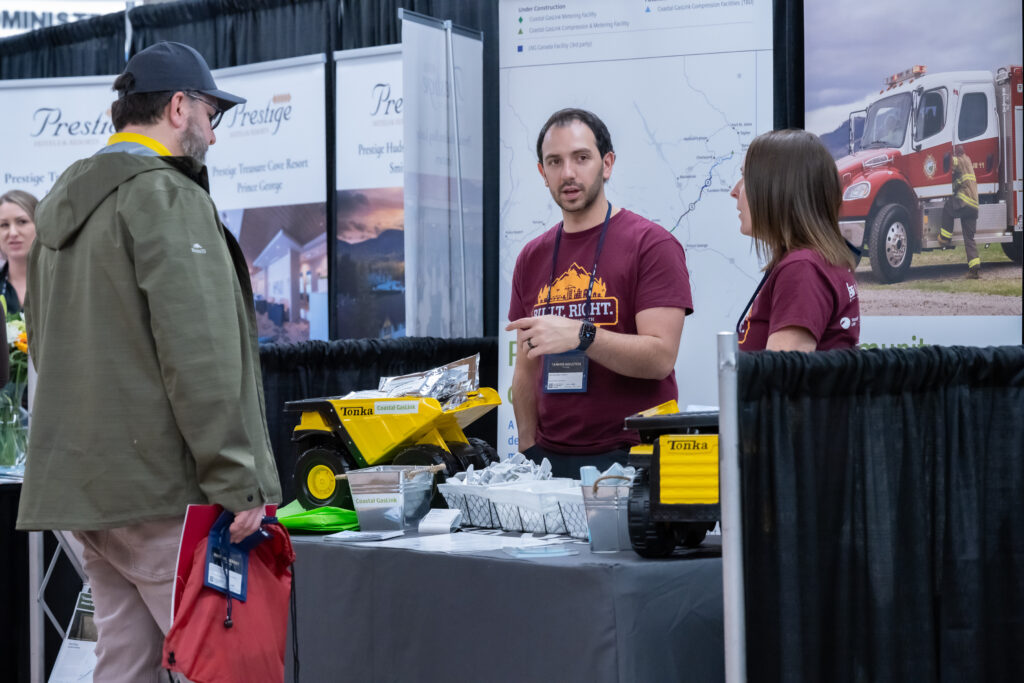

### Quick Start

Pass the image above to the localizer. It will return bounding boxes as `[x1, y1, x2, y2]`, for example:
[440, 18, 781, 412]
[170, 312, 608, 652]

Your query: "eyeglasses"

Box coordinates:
[186, 92, 224, 130]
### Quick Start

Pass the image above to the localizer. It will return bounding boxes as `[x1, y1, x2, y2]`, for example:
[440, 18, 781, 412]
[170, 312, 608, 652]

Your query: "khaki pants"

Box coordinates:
[73, 516, 185, 683]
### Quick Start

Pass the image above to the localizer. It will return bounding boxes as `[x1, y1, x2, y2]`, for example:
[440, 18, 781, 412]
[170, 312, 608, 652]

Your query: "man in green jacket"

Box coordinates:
[18, 42, 282, 682]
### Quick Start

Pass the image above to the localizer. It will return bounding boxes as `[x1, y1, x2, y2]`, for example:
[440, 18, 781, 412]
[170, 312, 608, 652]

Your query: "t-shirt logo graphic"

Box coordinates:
[191, 243, 207, 254]
[533, 262, 619, 324]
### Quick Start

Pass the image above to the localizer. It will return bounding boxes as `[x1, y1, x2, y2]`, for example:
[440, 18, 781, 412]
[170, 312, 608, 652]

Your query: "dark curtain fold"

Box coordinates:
[772, 0, 803, 130]
[738, 345, 1024, 682]
[128, 0, 339, 68]
[260, 336, 498, 503]
[0, 12, 126, 79]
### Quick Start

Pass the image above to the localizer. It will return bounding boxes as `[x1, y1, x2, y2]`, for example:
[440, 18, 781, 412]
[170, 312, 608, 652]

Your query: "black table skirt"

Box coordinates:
[285, 533, 725, 683]
[1, 482, 82, 683]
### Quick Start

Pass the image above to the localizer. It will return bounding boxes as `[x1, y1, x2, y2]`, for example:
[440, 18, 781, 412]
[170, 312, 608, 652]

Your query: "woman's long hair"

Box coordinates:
[744, 129, 855, 270]
[0, 190, 38, 221]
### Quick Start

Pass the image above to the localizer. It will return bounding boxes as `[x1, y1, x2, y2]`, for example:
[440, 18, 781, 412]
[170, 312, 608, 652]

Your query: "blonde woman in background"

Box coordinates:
[0, 189, 38, 316]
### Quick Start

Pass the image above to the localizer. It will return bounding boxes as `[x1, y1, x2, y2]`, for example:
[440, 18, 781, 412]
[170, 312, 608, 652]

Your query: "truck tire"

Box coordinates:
[294, 446, 352, 510]
[679, 522, 716, 548]
[627, 469, 677, 558]
[392, 444, 460, 508]
[392, 444, 460, 477]
[868, 203, 913, 283]
[457, 437, 499, 470]
[1001, 231, 1023, 265]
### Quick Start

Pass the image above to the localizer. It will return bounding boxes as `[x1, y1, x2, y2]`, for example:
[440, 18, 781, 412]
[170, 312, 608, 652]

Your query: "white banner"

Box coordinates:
[334, 45, 407, 339]
[401, 12, 484, 338]
[210, 55, 329, 343]
[498, 0, 774, 458]
[0, 75, 115, 199]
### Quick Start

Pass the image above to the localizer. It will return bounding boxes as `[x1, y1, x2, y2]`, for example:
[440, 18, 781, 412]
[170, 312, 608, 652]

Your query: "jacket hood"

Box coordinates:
[35, 153, 206, 250]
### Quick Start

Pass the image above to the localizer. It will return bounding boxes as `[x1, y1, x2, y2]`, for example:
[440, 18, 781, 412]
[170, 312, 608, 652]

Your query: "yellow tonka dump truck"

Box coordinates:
[624, 403, 720, 558]
[285, 388, 501, 510]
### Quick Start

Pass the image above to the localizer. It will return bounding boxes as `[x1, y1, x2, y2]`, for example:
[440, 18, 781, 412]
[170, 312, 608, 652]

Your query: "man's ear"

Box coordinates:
[537, 161, 548, 186]
[166, 91, 189, 131]
[602, 151, 615, 181]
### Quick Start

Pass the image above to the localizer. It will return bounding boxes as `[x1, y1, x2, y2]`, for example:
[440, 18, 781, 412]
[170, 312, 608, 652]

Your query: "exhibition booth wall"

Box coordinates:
[3, 2, 1022, 682]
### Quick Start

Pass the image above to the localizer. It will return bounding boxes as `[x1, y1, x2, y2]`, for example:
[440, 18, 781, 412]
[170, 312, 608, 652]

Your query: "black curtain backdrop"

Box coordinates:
[738, 345, 1024, 682]
[0, 11, 126, 78]
[260, 336, 498, 503]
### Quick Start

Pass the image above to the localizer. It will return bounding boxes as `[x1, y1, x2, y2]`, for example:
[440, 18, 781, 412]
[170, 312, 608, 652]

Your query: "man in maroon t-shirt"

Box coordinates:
[506, 109, 693, 478]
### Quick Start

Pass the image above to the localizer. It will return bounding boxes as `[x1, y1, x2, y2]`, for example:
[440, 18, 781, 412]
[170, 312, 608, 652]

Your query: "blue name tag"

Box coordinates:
[543, 351, 588, 393]
[203, 511, 249, 602]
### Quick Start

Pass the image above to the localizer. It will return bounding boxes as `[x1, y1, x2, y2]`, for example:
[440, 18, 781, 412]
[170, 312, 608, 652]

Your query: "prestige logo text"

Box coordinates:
[224, 96, 292, 135]
[30, 107, 115, 137]
[370, 83, 402, 116]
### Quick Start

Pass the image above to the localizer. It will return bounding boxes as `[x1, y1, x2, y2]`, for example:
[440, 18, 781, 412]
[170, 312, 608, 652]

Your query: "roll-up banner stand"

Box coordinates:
[333, 45, 407, 339]
[400, 9, 484, 338]
[210, 54, 329, 343]
[804, 1, 1023, 345]
[0, 75, 116, 199]
[497, 0, 774, 457]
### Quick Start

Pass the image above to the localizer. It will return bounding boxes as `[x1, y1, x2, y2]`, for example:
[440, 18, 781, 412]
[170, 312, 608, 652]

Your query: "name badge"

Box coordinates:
[203, 510, 250, 601]
[543, 351, 589, 393]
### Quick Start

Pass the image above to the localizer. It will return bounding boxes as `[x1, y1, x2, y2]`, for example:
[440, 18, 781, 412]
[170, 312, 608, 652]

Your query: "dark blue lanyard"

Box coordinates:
[545, 201, 612, 322]
[736, 270, 770, 334]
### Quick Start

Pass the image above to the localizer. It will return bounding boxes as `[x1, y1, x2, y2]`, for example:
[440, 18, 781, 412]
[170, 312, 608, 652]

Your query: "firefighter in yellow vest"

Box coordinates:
[938, 145, 981, 278]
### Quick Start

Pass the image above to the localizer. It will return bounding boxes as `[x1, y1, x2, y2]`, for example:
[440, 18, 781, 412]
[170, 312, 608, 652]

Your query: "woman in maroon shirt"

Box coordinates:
[731, 130, 861, 352]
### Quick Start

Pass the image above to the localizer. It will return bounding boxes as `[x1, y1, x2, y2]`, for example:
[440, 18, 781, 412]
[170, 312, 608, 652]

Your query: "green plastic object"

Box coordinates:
[277, 499, 360, 533]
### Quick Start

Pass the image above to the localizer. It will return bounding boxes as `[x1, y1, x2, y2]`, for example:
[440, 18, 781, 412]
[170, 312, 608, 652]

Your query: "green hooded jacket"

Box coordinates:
[17, 152, 282, 530]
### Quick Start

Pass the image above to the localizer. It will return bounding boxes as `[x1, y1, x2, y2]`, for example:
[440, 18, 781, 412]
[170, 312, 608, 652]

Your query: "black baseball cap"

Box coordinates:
[118, 41, 245, 110]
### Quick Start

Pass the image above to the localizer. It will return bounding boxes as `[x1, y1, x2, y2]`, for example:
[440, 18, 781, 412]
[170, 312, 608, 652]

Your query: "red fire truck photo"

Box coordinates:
[837, 65, 1023, 282]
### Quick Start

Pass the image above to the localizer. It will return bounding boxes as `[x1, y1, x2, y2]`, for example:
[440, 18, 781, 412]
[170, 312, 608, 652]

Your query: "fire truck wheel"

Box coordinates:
[868, 203, 913, 283]
[1001, 231, 1023, 265]
[294, 446, 352, 510]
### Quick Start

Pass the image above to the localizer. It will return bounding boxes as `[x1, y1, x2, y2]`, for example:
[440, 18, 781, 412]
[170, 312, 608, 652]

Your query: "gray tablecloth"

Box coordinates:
[285, 533, 724, 683]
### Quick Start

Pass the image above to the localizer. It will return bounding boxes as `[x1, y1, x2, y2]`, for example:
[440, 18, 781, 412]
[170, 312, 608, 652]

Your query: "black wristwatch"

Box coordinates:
[577, 320, 597, 351]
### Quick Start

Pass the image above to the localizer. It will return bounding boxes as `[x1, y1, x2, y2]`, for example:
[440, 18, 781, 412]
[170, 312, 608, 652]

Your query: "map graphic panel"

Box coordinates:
[498, 0, 773, 458]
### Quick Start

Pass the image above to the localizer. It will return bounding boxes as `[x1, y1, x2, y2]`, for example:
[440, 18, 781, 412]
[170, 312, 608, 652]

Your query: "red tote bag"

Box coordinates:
[163, 523, 295, 683]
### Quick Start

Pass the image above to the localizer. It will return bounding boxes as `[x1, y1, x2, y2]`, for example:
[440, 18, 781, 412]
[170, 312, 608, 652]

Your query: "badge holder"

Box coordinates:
[543, 351, 589, 393]
[204, 511, 250, 603]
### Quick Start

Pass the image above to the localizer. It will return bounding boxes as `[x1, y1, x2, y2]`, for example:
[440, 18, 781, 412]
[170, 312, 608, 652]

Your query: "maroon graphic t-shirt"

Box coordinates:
[738, 248, 860, 351]
[509, 209, 693, 454]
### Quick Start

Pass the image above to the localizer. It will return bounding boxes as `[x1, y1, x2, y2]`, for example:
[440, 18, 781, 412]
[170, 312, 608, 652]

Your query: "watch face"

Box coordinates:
[578, 321, 596, 350]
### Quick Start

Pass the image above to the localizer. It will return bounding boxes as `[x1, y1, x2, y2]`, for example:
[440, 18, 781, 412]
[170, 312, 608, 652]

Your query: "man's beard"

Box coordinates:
[552, 172, 603, 215]
[179, 116, 209, 164]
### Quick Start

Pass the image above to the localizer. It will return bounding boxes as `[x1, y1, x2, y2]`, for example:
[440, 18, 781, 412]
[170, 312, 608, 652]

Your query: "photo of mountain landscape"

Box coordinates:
[335, 186, 406, 338]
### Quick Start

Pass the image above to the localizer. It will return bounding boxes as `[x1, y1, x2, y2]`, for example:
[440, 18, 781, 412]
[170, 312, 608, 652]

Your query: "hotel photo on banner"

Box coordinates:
[210, 55, 329, 343]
